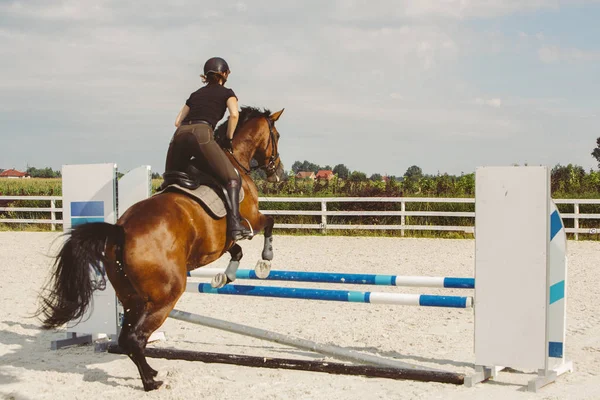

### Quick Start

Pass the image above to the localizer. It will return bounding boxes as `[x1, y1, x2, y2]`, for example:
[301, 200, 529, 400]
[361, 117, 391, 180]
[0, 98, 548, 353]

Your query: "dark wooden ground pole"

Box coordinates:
[107, 345, 465, 385]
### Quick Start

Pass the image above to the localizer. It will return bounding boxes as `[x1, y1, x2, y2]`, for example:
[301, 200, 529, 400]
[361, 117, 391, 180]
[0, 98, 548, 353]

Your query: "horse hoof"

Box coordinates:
[254, 259, 271, 279]
[143, 380, 163, 391]
[211, 273, 229, 289]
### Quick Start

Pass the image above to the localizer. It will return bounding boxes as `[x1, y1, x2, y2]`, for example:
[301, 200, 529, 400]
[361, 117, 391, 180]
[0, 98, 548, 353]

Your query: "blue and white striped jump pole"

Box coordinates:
[186, 283, 473, 309]
[188, 269, 474, 289]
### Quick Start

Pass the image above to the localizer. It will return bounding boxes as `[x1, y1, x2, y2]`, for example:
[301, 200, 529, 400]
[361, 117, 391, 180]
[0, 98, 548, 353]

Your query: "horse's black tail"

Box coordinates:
[38, 222, 125, 329]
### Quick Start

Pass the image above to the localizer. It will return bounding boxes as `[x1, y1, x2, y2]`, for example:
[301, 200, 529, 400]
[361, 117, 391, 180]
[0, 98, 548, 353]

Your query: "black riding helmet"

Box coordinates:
[203, 57, 230, 75]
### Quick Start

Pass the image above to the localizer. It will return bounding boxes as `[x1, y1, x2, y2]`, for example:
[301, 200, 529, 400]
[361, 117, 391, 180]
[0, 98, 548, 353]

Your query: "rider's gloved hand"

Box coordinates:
[224, 138, 234, 153]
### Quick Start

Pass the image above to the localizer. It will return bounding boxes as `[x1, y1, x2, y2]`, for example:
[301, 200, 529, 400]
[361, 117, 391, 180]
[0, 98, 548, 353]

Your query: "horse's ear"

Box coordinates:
[269, 108, 285, 122]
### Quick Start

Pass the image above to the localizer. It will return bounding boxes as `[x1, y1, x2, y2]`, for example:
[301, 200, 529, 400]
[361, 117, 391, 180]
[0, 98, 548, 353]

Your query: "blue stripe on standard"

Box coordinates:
[550, 210, 563, 241]
[549, 280, 565, 304]
[71, 201, 104, 217]
[549, 341, 564, 358]
[443, 277, 475, 289]
[71, 217, 104, 226]
[418, 295, 468, 308]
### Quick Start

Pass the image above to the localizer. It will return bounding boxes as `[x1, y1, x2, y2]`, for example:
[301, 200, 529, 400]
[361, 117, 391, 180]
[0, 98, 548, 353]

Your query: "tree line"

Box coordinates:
[255, 162, 600, 199]
[0, 166, 163, 180]
[11, 163, 600, 198]
[262, 138, 600, 197]
[26, 167, 62, 178]
[291, 160, 384, 182]
[11, 136, 600, 197]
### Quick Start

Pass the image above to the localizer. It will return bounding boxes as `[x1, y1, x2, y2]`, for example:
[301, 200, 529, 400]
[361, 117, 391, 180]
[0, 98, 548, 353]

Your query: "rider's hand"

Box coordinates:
[224, 138, 234, 153]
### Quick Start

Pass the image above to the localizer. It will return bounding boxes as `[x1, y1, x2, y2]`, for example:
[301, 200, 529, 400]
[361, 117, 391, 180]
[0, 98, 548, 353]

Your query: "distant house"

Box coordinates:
[296, 171, 316, 180]
[315, 170, 334, 181]
[0, 169, 30, 179]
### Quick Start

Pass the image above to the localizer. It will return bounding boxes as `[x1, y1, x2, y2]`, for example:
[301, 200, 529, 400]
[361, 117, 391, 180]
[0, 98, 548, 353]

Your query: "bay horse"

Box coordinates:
[37, 106, 285, 391]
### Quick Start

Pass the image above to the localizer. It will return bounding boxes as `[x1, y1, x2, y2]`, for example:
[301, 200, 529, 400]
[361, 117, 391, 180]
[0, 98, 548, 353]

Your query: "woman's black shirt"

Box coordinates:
[183, 84, 237, 128]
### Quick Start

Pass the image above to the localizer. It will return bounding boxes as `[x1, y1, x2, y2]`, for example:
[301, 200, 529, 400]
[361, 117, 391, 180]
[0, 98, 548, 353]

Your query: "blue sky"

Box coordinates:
[1, 0, 599, 177]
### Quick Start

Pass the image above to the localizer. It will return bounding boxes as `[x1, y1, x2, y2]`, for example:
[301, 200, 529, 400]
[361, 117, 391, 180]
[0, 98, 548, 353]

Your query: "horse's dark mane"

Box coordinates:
[214, 106, 271, 143]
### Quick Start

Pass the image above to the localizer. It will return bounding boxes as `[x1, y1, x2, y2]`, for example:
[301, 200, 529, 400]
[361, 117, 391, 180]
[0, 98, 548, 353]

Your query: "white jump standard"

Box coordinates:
[465, 166, 573, 392]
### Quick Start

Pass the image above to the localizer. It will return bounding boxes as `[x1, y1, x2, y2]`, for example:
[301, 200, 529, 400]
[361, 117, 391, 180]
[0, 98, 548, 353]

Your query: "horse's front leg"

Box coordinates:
[212, 210, 274, 288]
[211, 244, 243, 288]
[254, 214, 274, 279]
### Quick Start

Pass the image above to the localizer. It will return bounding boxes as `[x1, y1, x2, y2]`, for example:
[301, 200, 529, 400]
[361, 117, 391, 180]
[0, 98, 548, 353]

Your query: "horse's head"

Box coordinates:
[253, 108, 285, 182]
[216, 107, 286, 183]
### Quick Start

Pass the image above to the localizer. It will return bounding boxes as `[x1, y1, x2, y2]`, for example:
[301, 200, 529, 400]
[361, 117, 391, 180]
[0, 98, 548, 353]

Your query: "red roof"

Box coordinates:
[0, 169, 28, 178]
[315, 170, 334, 179]
[296, 171, 315, 179]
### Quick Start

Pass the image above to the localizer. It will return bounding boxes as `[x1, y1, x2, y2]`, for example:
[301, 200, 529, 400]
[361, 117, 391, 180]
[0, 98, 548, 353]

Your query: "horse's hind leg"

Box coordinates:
[118, 297, 159, 380]
[120, 296, 182, 391]
[115, 261, 186, 392]
[106, 263, 160, 386]
[211, 243, 243, 288]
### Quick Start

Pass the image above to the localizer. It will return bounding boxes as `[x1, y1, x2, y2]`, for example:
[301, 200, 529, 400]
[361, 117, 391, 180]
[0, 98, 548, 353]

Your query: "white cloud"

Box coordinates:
[1, 0, 599, 176]
[475, 98, 502, 108]
[233, 2, 248, 12]
[538, 45, 600, 63]
[517, 31, 545, 42]
[332, 0, 572, 20]
[0, 0, 113, 21]
[323, 25, 459, 71]
[538, 46, 560, 63]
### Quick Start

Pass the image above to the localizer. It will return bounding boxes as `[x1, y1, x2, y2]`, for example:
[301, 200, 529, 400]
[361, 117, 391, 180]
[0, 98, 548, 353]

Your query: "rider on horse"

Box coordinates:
[164, 57, 252, 241]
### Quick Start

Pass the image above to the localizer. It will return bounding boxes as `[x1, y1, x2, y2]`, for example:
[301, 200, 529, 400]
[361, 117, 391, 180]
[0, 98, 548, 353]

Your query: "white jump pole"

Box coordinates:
[188, 268, 475, 289]
[169, 309, 446, 372]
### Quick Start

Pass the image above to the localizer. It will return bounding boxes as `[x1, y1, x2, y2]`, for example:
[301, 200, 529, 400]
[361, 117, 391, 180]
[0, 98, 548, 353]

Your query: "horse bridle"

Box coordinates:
[229, 117, 280, 175]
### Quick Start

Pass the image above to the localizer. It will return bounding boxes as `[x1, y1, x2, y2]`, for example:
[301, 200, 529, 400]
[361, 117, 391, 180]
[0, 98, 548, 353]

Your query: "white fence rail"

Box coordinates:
[0, 196, 61, 231]
[1, 196, 599, 240]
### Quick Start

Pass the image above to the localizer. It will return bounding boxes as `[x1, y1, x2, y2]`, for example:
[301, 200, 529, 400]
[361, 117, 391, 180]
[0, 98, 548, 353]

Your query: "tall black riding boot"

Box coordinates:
[226, 180, 252, 241]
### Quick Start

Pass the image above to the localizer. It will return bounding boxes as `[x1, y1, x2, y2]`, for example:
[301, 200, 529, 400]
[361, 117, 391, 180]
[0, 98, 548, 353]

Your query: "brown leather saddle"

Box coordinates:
[155, 165, 243, 219]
